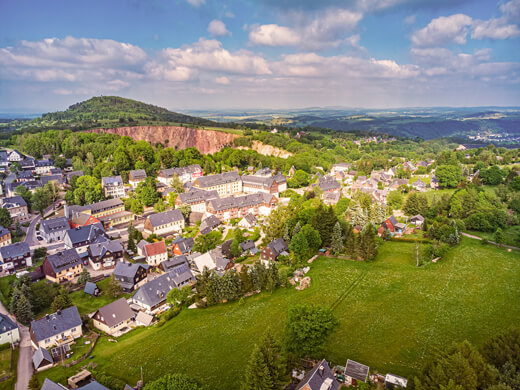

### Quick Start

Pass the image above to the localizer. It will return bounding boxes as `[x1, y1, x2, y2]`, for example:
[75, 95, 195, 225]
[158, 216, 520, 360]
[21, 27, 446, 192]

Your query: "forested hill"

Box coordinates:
[41, 96, 217, 126]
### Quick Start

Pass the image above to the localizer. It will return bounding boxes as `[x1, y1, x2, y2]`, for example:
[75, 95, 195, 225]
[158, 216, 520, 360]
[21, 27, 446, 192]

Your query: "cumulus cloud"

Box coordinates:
[500, 0, 520, 22]
[249, 8, 362, 49]
[471, 18, 520, 39]
[411, 14, 472, 47]
[186, 0, 205, 7]
[208, 20, 231, 36]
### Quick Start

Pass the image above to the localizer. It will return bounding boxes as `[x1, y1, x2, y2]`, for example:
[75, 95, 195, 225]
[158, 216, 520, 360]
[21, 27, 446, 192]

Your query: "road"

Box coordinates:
[460, 232, 520, 251]
[0, 301, 32, 390]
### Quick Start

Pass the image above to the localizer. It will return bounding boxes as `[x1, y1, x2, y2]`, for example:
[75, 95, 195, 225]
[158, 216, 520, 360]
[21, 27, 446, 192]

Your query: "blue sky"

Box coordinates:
[1, 0, 519, 112]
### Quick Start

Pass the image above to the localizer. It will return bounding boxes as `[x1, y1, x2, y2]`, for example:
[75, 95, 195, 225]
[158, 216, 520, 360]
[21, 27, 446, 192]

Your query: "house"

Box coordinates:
[0, 196, 30, 222]
[87, 239, 123, 270]
[7, 149, 24, 162]
[241, 174, 283, 195]
[113, 262, 149, 292]
[315, 177, 341, 193]
[331, 162, 352, 175]
[135, 311, 154, 327]
[157, 164, 203, 185]
[199, 215, 221, 235]
[83, 281, 100, 296]
[92, 298, 135, 336]
[295, 359, 340, 390]
[19, 158, 35, 172]
[158, 256, 195, 287]
[33, 347, 54, 371]
[128, 169, 147, 188]
[238, 213, 257, 229]
[430, 174, 439, 189]
[192, 249, 231, 274]
[64, 223, 109, 255]
[17, 170, 34, 182]
[131, 272, 178, 312]
[175, 188, 219, 213]
[260, 238, 289, 264]
[206, 192, 278, 222]
[240, 240, 258, 255]
[0, 242, 32, 272]
[35, 159, 55, 175]
[288, 166, 296, 177]
[41, 378, 67, 390]
[66, 198, 126, 222]
[142, 241, 168, 267]
[192, 171, 242, 196]
[101, 176, 125, 198]
[0, 227, 12, 247]
[378, 216, 399, 235]
[42, 249, 83, 283]
[0, 313, 19, 345]
[385, 373, 408, 389]
[412, 179, 427, 192]
[344, 359, 369, 386]
[144, 209, 185, 236]
[322, 191, 341, 206]
[171, 237, 194, 256]
[30, 306, 82, 349]
[39, 217, 70, 243]
[66, 170, 83, 184]
[40, 175, 64, 187]
[410, 215, 425, 226]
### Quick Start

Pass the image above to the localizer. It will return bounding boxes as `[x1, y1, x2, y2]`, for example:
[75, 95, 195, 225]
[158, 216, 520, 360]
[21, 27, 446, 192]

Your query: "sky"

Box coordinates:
[0, 0, 519, 113]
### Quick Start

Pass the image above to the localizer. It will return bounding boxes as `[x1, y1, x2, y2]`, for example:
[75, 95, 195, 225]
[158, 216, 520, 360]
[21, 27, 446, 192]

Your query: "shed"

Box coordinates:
[83, 281, 100, 296]
[385, 373, 408, 389]
[33, 347, 54, 370]
[135, 311, 154, 327]
[344, 359, 369, 386]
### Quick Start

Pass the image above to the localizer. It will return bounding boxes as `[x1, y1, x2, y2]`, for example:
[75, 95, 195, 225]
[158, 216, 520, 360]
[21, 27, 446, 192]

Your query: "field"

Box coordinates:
[0, 347, 18, 390]
[39, 238, 520, 389]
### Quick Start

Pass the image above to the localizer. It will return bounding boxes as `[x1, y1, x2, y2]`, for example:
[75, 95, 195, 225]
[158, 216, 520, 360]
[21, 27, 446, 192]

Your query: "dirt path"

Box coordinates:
[460, 232, 520, 251]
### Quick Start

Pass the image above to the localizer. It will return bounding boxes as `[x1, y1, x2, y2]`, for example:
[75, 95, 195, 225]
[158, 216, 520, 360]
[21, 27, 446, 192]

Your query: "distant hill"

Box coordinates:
[41, 96, 216, 127]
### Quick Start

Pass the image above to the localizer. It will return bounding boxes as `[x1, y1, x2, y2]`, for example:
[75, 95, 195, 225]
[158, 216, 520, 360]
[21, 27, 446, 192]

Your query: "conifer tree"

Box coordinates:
[331, 222, 344, 254]
[28, 375, 39, 390]
[358, 224, 378, 261]
[10, 287, 22, 314]
[15, 294, 33, 324]
[343, 223, 356, 257]
[242, 344, 274, 390]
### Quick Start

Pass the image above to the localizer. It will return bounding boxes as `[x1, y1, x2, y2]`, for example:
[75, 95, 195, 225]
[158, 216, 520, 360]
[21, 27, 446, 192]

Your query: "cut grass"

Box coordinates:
[38, 239, 520, 389]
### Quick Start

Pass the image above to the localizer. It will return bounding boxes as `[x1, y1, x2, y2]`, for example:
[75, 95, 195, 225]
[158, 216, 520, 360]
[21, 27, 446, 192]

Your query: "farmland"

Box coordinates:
[39, 238, 520, 389]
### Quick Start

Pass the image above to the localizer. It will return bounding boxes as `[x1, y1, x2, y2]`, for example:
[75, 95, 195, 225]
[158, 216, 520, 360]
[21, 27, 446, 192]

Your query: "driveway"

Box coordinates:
[0, 301, 32, 390]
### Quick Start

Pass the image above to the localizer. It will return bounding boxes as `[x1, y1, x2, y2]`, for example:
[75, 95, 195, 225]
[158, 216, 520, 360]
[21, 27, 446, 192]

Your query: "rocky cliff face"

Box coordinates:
[89, 126, 238, 154]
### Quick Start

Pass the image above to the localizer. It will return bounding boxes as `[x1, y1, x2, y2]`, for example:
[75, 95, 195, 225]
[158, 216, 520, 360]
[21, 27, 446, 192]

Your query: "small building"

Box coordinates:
[171, 237, 194, 256]
[87, 239, 123, 270]
[39, 217, 70, 243]
[260, 238, 288, 264]
[315, 177, 341, 193]
[322, 191, 341, 206]
[35, 159, 55, 175]
[128, 169, 147, 188]
[131, 272, 178, 312]
[0, 313, 20, 345]
[412, 179, 427, 192]
[238, 213, 257, 229]
[101, 176, 125, 198]
[378, 216, 399, 235]
[240, 239, 258, 255]
[0, 242, 32, 272]
[142, 241, 168, 267]
[344, 359, 369, 386]
[295, 359, 340, 390]
[385, 373, 408, 389]
[430, 175, 439, 189]
[192, 249, 231, 274]
[32, 347, 54, 371]
[113, 262, 148, 292]
[135, 311, 154, 327]
[0, 227, 11, 247]
[0, 195, 30, 222]
[159, 256, 195, 287]
[410, 215, 424, 226]
[83, 281, 100, 296]
[43, 249, 83, 283]
[199, 215, 221, 235]
[41, 378, 67, 390]
[30, 306, 83, 349]
[92, 298, 135, 336]
[143, 209, 185, 236]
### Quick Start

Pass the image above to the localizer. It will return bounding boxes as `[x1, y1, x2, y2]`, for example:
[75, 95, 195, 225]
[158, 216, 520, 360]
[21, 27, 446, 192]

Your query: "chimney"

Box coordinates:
[64, 204, 69, 218]
[318, 365, 324, 378]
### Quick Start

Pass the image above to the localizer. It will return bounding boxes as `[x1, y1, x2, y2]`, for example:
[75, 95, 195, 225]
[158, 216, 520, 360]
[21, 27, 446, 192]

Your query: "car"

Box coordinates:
[36, 236, 43, 241]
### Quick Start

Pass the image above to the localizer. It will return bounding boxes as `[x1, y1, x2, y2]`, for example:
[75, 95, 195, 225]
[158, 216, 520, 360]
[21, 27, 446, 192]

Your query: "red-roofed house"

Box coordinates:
[142, 241, 168, 267]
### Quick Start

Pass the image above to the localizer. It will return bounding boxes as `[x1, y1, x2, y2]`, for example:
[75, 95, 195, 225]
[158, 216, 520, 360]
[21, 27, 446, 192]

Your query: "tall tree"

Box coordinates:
[357, 224, 378, 261]
[330, 222, 344, 254]
[15, 294, 33, 324]
[0, 208, 13, 228]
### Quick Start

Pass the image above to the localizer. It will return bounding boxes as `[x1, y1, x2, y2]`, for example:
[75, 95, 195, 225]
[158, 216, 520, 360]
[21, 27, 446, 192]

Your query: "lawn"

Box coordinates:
[465, 226, 520, 247]
[38, 238, 520, 389]
[68, 278, 130, 316]
[0, 347, 18, 390]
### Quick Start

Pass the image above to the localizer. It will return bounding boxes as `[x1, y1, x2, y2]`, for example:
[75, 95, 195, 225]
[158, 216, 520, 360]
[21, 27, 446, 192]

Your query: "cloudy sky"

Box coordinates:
[1, 0, 519, 112]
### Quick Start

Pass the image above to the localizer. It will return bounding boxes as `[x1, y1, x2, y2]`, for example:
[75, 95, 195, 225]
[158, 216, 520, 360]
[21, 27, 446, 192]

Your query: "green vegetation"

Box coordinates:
[38, 239, 520, 389]
[0, 347, 18, 390]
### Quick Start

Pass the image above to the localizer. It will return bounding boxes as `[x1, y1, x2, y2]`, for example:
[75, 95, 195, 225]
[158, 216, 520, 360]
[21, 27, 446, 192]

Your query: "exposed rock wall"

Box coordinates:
[89, 126, 238, 154]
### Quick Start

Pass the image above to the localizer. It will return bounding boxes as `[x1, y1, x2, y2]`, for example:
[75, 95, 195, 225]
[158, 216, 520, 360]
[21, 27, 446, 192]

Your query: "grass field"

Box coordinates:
[0, 348, 17, 390]
[38, 238, 520, 389]
[466, 226, 520, 247]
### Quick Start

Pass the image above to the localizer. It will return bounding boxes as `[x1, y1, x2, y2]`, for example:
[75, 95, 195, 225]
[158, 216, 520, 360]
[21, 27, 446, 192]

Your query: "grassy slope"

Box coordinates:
[39, 239, 520, 389]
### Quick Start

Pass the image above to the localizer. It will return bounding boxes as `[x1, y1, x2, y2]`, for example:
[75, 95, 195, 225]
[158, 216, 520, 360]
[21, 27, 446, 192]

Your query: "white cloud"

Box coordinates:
[186, 0, 205, 7]
[249, 8, 362, 49]
[500, 0, 520, 22]
[224, 11, 235, 18]
[471, 18, 520, 39]
[208, 20, 231, 37]
[411, 14, 472, 47]
[215, 76, 230, 84]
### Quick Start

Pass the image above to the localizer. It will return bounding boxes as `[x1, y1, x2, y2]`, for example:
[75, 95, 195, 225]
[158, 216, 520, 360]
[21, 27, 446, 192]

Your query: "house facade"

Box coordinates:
[143, 209, 185, 236]
[0, 242, 32, 272]
[101, 176, 125, 198]
[0, 314, 20, 345]
[92, 298, 135, 336]
[29, 306, 82, 349]
[63, 223, 109, 254]
[175, 188, 219, 213]
[1, 196, 30, 223]
[39, 217, 69, 243]
[157, 164, 203, 185]
[88, 240, 124, 270]
[260, 238, 288, 264]
[0, 227, 12, 247]
[142, 241, 168, 267]
[192, 171, 242, 197]
[128, 169, 147, 188]
[42, 249, 83, 283]
[206, 192, 277, 221]
[113, 262, 148, 292]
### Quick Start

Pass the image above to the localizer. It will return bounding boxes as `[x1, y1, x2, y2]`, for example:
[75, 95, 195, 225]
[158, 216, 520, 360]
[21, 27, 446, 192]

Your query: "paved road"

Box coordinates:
[0, 301, 32, 390]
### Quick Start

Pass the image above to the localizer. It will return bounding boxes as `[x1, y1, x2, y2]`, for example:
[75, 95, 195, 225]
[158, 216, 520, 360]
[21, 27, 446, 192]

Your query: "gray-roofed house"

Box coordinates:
[66, 170, 83, 184]
[260, 238, 289, 264]
[128, 169, 147, 188]
[131, 272, 178, 312]
[41, 378, 67, 390]
[0, 242, 32, 272]
[143, 209, 185, 236]
[295, 359, 340, 390]
[42, 249, 83, 283]
[192, 171, 242, 196]
[40, 174, 64, 187]
[101, 175, 125, 198]
[92, 298, 135, 336]
[315, 177, 341, 193]
[175, 188, 219, 213]
[171, 237, 194, 256]
[64, 223, 109, 254]
[113, 262, 148, 292]
[159, 256, 196, 287]
[77, 381, 110, 390]
[0, 313, 19, 345]
[0, 195, 30, 222]
[30, 306, 82, 349]
[206, 192, 278, 222]
[240, 240, 258, 255]
[84, 281, 100, 296]
[35, 159, 55, 175]
[344, 359, 370, 386]
[7, 149, 23, 162]
[87, 239, 123, 270]
[39, 217, 70, 243]
[412, 179, 427, 192]
[157, 164, 203, 185]
[238, 213, 257, 229]
[192, 249, 231, 274]
[410, 214, 425, 226]
[33, 346, 54, 371]
[0, 227, 11, 248]
[199, 215, 221, 235]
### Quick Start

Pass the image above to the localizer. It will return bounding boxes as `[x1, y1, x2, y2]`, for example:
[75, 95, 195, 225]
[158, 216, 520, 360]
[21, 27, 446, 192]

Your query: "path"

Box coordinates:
[460, 232, 520, 251]
[0, 301, 31, 390]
